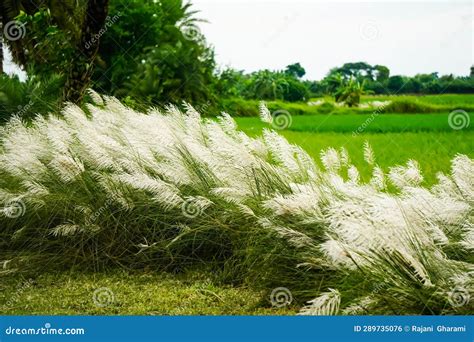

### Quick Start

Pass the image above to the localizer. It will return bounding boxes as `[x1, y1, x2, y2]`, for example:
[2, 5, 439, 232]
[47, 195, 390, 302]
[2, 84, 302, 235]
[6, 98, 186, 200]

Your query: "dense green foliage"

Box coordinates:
[218, 94, 474, 117]
[0, 73, 63, 123]
[93, 0, 216, 105]
[215, 61, 474, 106]
[215, 64, 310, 102]
[14, 8, 77, 76]
[311, 62, 474, 96]
[0, 0, 216, 113]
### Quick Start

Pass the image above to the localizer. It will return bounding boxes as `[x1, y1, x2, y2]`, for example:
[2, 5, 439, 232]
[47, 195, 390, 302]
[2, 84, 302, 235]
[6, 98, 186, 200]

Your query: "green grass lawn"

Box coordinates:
[235, 113, 473, 185]
[0, 271, 296, 315]
[236, 113, 474, 134]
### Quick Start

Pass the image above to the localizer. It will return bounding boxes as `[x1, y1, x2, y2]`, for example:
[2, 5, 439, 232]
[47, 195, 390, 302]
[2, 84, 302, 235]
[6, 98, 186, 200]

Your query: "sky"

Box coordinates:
[191, 0, 473, 79]
[3, 0, 473, 81]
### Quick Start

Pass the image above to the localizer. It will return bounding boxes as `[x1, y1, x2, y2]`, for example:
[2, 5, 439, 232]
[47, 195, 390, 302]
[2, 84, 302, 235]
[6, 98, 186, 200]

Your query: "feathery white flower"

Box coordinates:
[298, 289, 341, 315]
[347, 165, 360, 184]
[389, 160, 423, 189]
[87, 89, 104, 106]
[259, 102, 273, 124]
[370, 165, 386, 190]
[451, 154, 474, 201]
[339, 147, 350, 166]
[320, 148, 341, 172]
[363, 141, 375, 165]
[342, 296, 376, 315]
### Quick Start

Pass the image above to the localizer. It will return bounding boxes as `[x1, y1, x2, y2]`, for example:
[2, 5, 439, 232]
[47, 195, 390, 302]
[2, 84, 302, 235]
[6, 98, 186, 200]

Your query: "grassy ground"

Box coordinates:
[235, 113, 473, 185]
[0, 271, 296, 315]
[236, 113, 474, 133]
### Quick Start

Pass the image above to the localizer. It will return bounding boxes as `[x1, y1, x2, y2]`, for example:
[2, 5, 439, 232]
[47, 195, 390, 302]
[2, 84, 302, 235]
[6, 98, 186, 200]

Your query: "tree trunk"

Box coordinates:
[0, 21, 3, 74]
[63, 0, 109, 103]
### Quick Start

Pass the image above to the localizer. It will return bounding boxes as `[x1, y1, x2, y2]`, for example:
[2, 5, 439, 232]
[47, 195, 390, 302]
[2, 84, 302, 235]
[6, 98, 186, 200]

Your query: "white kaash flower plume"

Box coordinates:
[320, 148, 341, 172]
[342, 296, 377, 315]
[87, 89, 104, 106]
[347, 165, 360, 184]
[363, 141, 375, 165]
[298, 289, 341, 315]
[339, 146, 350, 166]
[451, 154, 474, 201]
[370, 165, 386, 190]
[259, 101, 273, 124]
[389, 160, 423, 189]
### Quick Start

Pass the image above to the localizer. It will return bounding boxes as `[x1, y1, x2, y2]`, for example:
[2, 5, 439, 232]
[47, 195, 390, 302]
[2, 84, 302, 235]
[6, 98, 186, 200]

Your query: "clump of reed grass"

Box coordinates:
[0, 93, 472, 314]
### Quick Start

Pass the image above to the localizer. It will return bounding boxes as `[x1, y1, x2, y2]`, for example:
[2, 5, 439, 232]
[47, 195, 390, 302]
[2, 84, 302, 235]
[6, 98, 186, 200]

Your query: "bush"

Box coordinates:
[220, 98, 340, 117]
[220, 98, 260, 117]
[380, 98, 474, 114]
[282, 78, 309, 102]
[381, 99, 438, 113]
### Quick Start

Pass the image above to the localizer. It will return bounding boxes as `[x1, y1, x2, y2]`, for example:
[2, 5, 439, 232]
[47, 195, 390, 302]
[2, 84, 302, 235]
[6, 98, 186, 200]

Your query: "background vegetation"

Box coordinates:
[1, 0, 474, 121]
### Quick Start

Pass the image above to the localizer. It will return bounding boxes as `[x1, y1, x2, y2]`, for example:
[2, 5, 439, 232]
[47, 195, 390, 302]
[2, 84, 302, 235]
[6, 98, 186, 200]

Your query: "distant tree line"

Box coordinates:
[313, 62, 474, 96]
[216, 62, 474, 103]
[215, 63, 310, 102]
[0, 0, 473, 118]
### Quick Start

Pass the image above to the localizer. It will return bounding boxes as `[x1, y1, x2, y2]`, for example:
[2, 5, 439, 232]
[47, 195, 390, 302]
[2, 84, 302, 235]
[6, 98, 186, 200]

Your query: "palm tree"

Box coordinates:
[324, 73, 344, 98]
[335, 78, 368, 107]
[251, 70, 288, 100]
